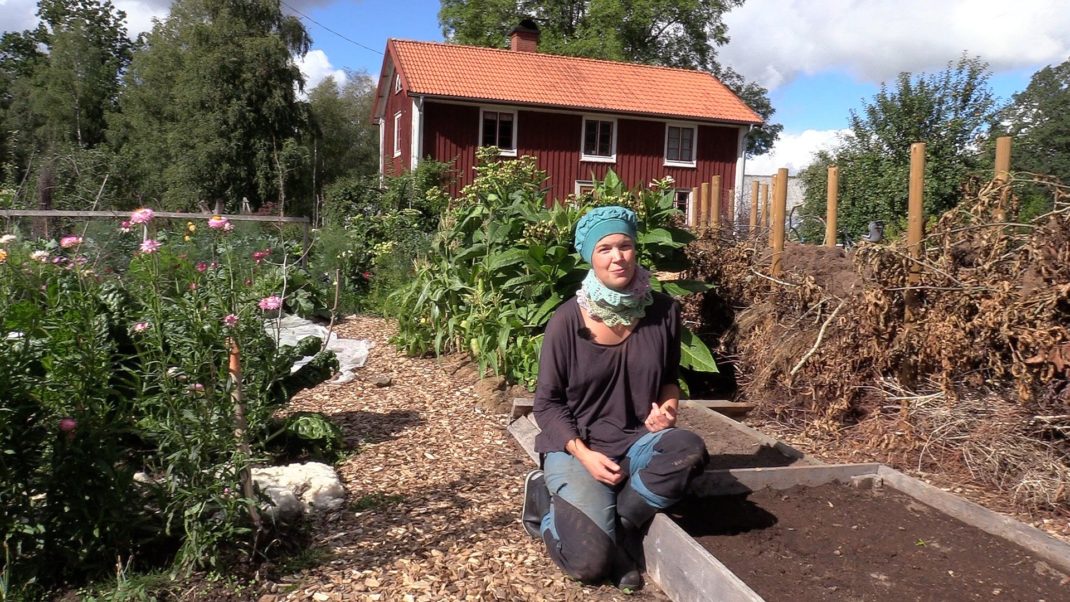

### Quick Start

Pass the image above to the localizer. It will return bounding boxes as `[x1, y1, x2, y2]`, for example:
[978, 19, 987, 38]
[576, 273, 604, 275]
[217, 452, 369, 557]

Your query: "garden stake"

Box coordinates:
[710, 175, 722, 230]
[229, 340, 263, 535]
[771, 168, 788, 277]
[749, 181, 759, 234]
[994, 136, 1012, 222]
[825, 165, 839, 247]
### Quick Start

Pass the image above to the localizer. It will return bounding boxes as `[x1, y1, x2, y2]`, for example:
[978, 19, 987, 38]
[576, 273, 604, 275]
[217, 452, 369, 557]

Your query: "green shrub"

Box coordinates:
[389, 149, 716, 389]
[0, 211, 340, 595]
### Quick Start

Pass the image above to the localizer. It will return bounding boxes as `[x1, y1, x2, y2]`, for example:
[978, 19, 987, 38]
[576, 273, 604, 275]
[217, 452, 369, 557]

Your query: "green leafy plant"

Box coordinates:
[0, 211, 341, 595]
[263, 412, 344, 463]
[390, 149, 716, 390]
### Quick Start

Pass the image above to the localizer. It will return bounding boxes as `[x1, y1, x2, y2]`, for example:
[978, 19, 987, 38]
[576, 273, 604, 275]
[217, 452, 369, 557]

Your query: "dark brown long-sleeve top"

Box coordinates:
[533, 292, 681, 459]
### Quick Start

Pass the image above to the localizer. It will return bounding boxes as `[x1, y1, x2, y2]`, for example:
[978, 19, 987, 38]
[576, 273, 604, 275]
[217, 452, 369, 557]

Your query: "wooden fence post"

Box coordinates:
[825, 165, 839, 247]
[994, 136, 1012, 182]
[767, 176, 776, 228]
[699, 182, 710, 228]
[906, 143, 926, 320]
[749, 181, 759, 234]
[771, 168, 788, 277]
[726, 187, 735, 230]
[689, 187, 699, 226]
[994, 136, 1012, 221]
[760, 182, 769, 231]
[710, 175, 721, 229]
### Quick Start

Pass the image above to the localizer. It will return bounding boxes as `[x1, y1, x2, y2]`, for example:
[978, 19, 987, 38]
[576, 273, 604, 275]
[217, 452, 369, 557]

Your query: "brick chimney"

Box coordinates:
[509, 19, 540, 52]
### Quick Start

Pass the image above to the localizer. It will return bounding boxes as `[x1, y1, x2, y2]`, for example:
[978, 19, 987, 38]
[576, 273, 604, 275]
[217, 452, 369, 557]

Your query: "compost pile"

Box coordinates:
[686, 177, 1069, 514]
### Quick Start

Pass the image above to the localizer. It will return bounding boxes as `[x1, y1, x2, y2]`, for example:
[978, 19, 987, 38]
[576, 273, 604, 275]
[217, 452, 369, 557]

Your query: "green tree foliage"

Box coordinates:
[31, 0, 133, 148]
[0, 31, 43, 183]
[797, 56, 997, 240]
[111, 0, 312, 212]
[0, 0, 131, 209]
[994, 56, 1070, 185]
[306, 71, 380, 195]
[437, 0, 781, 156]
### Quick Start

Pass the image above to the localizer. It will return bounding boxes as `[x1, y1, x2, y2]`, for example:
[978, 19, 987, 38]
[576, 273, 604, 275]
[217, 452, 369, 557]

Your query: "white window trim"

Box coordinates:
[410, 97, 423, 170]
[574, 180, 595, 196]
[664, 122, 698, 168]
[675, 189, 694, 225]
[478, 107, 518, 157]
[392, 111, 402, 158]
[394, 74, 401, 94]
[579, 116, 617, 163]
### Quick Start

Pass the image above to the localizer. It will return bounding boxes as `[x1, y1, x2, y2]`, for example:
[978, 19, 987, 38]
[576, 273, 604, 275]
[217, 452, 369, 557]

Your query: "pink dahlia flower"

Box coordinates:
[129, 208, 154, 225]
[139, 239, 161, 254]
[207, 215, 230, 230]
[258, 295, 282, 311]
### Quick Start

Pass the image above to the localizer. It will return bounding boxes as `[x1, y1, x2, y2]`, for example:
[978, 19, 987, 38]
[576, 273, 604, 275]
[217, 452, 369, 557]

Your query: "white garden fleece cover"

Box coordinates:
[265, 315, 372, 384]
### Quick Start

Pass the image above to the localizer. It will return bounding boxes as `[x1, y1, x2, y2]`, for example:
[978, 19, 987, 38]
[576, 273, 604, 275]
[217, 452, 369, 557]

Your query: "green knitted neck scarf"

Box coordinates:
[576, 266, 654, 327]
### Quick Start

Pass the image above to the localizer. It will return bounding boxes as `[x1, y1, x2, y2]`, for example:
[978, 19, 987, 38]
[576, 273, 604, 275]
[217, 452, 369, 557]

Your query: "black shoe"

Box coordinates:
[612, 550, 644, 593]
[522, 470, 550, 539]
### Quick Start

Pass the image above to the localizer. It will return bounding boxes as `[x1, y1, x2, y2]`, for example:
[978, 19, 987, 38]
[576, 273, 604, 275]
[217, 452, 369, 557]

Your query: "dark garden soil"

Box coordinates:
[676, 405, 805, 470]
[671, 482, 1070, 602]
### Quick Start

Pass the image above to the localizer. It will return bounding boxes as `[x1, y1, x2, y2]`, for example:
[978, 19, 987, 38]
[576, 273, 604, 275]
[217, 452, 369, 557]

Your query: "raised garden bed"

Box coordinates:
[649, 465, 1070, 601]
[507, 402, 1070, 601]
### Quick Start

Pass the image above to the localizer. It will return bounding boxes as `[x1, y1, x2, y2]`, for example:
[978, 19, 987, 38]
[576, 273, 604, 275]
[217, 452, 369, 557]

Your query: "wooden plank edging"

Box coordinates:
[644, 514, 764, 601]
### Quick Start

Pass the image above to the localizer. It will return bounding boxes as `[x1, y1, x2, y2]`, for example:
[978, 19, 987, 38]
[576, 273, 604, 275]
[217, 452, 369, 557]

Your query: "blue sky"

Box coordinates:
[3, 0, 1068, 174]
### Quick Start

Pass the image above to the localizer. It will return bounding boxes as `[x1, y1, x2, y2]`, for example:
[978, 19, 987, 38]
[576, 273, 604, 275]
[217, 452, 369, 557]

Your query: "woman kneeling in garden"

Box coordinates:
[522, 206, 709, 591]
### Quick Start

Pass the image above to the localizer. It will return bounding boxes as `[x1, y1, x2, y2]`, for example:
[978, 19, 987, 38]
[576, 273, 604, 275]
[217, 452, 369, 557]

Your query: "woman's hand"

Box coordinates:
[577, 449, 624, 485]
[568, 438, 623, 485]
[645, 401, 677, 432]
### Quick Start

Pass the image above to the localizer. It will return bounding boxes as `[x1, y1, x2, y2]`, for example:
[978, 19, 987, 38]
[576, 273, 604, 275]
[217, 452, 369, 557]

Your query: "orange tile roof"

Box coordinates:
[388, 39, 763, 125]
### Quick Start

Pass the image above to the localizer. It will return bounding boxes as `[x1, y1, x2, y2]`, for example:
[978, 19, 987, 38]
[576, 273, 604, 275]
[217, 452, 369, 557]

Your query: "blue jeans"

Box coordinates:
[538, 428, 708, 582]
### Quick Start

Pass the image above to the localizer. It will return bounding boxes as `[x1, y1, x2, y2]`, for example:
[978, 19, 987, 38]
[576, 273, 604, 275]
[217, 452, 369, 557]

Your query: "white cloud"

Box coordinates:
[746, 129, 849, 176]
[296, 48, 346, 91]
[0, 0, 42, 34]
[113, 0, 172, 37]
[721, 0, 1070, 89]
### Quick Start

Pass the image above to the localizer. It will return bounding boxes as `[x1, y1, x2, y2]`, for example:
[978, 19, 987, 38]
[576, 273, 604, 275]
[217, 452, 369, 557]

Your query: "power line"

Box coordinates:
[280, 0, 383, 56]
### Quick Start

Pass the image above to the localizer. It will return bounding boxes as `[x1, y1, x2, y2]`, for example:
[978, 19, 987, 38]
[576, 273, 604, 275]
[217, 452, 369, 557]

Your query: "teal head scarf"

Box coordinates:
[573, 206, 652, 327]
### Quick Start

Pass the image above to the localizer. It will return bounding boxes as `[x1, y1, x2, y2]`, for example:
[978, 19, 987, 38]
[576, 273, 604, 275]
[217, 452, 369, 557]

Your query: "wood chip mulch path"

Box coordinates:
[262, 316, 668, 602]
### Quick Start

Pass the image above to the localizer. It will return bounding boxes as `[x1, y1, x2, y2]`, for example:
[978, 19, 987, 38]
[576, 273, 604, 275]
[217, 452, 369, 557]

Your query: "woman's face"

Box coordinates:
[591, 233, 637, 291]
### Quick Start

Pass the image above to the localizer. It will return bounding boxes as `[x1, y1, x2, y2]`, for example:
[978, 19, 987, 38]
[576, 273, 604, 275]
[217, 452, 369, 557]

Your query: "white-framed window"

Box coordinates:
[394, 74, 401, 94]
[674, 189, 692, 213]
[575, 180, 595, 196]
[393, 111, 402, 157]
[580, 116, 616, 162]
[665, 123, 697, 167]
[479, 108, 517, 156]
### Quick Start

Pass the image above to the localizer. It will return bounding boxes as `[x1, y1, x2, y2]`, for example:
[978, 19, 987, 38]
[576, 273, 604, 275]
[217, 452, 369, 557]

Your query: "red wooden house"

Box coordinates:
[371, 23, 762, 217]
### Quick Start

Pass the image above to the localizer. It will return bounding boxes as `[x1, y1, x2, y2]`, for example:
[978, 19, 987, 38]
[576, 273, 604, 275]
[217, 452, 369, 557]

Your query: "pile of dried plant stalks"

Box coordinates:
[686, 176, 1069, 513]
